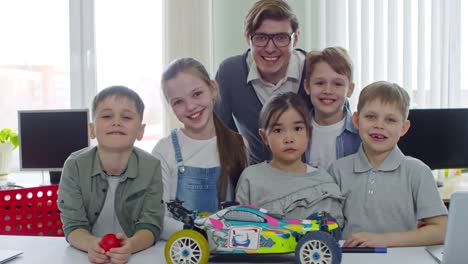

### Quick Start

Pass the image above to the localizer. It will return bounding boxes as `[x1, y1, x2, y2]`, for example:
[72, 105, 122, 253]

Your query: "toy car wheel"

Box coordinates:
[165, 229, 210, 264]
[295, 231, 342, 264]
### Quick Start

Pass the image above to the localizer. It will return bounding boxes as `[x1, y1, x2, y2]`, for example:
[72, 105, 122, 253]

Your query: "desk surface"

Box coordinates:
[438, 176, 468, 203]
[0, 171, 50, 189]
[0, 235, 437, 264]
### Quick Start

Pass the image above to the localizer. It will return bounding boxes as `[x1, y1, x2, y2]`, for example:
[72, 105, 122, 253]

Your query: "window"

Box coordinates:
[461, 0, 468, 100]
[224, 210, 265, 223]
[1, 0, 164, 172]
[212, 1, 466, 109]
[306, 0, 464, 109]
[0, 1, 70, 131]
[0, 1, 70, 171]
[95, 0, 164, 152]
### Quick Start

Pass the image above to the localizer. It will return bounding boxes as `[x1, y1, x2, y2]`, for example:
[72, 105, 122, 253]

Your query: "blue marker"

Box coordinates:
[341, 247, 387, 253]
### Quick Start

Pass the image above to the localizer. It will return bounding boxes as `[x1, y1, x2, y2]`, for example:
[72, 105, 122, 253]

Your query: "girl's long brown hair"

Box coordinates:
[161, 58, 248, 201]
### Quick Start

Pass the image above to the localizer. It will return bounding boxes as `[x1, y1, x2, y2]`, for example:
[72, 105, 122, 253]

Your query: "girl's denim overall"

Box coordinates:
[171, 130, 230, 213]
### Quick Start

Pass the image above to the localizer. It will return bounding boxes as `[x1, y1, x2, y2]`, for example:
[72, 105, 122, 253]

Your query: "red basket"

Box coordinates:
[0, 184, 63, 236]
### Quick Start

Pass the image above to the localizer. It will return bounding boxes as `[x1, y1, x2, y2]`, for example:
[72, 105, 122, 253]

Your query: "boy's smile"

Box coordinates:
[369, 132, 387, 141]
[107, 130, 126, 135]
[89, 95, 145, 152]
[353, 99, 410, 166]
[318, 97, 337, 105]
[305, 61, 354, 125]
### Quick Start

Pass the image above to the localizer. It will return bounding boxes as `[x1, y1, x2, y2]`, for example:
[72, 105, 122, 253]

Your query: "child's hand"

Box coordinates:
[106, 233, 132, 264]
[343, 232, 388, 247]
[87, 237, 110, 263]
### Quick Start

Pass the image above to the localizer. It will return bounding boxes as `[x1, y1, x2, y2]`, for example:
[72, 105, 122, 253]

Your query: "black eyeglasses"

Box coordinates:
[250, 32, 294, 47]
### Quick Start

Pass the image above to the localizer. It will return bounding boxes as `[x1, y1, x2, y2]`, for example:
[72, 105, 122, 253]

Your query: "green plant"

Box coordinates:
[0, 128, 19, 149]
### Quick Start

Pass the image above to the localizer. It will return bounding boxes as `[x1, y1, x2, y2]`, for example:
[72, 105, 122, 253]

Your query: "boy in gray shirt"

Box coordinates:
[328, 81, 447, 247]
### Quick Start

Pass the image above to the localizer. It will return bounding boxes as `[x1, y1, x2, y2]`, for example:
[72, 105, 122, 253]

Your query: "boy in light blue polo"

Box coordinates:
[328, 81, 447, 247]
[59, 86, 163, 263]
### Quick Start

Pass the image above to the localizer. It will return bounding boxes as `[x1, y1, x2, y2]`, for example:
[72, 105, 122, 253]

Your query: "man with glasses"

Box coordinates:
[215, 0, 312, 164]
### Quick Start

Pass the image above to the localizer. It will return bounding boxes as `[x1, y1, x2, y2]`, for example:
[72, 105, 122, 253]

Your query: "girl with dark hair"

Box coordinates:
[236, 92, 344, 231]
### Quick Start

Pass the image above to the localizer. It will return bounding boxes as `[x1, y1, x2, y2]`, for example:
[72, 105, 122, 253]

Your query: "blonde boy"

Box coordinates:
[59, 86, 164, 263]
[304, 47, 360, 169]
[328, 81, 447, 247]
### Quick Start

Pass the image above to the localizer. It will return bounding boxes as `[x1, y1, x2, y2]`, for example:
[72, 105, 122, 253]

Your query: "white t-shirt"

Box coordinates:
[152, 129, 219, 239]
[91, 175, 125, 237]
[309, 117, 345, 169]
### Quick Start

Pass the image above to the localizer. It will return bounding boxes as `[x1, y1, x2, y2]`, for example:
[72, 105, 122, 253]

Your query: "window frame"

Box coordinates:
[69, 0, 97, 110]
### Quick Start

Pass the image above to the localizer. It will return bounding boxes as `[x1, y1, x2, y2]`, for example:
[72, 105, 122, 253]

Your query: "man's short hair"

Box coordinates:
[91, 86, 145, 120]
[244, 0, 299, 37]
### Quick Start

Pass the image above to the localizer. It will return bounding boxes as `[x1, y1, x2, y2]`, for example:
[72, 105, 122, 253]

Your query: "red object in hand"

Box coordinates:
[99, 233, 121, 252]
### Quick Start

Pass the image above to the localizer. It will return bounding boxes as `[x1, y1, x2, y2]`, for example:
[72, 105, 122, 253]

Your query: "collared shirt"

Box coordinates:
[246, 50, 305, 105]
[58, 146, 164, 242]
[328, 145, 448, 239]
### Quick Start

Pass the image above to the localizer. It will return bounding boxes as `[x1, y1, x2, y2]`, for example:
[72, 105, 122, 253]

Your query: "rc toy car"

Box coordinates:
[164, 200, 342, 264]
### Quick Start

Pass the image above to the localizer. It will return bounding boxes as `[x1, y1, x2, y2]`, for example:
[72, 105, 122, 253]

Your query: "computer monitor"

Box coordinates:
[18, 109, 89, 184]
[398, 108, 468, 170]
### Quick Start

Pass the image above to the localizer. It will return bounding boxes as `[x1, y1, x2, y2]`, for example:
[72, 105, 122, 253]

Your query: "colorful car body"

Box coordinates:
[164, 201, 342, 264]
[192, 204, 339, 254]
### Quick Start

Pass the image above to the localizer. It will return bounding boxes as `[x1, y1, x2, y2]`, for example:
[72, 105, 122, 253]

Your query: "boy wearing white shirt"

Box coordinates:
[304, 47, 360, 169]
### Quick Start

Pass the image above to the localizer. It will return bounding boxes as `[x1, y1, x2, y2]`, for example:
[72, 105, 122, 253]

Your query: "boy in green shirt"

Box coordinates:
[59, 86, 163, 263]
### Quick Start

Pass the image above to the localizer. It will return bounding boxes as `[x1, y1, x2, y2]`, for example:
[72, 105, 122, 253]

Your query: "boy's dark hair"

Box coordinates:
[259, 92, 311, 138]
[244, 0, 299, 37]
[305, 46, 354, 83]
[161, 58, 248, 202]
[357, 81, 410, 119]
[92, 86, 145, 120]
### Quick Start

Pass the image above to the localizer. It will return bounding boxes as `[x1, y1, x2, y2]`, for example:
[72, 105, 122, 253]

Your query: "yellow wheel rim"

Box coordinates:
[165, 229, 210, 264]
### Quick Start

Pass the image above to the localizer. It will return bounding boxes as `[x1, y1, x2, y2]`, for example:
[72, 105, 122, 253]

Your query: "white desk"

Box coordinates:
[0, 171, 50, 189]
[438, 176, 468, 203]
[0, 235, 437, 264]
